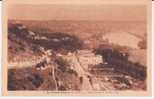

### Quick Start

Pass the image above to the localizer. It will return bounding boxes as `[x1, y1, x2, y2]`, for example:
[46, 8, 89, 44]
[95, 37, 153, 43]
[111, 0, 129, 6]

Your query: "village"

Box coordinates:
[7, 22, 146, 91]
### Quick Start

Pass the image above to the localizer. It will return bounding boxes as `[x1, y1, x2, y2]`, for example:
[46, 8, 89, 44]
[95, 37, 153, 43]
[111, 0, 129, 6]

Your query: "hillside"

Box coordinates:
[7, 20, 147, 91]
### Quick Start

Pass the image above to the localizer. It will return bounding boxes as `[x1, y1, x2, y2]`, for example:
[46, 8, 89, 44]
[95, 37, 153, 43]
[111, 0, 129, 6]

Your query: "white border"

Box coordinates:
[0, 1, 154, 98]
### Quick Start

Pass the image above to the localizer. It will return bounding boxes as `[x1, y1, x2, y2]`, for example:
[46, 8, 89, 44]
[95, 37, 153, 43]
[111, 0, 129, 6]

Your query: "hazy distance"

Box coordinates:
[8, 4, 146, 21]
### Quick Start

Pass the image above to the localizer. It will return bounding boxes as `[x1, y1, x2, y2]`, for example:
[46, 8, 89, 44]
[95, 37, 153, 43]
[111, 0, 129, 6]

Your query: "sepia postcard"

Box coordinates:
[2, 0, 152, 96]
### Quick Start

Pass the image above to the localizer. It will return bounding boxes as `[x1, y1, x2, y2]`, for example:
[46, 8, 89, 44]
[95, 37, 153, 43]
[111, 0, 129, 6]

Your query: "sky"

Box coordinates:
[7, 0, 148, 21]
